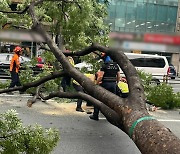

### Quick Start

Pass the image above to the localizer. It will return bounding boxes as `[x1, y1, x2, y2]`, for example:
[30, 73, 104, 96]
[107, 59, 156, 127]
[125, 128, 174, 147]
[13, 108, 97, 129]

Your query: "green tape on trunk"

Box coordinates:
[129, 116, 156, 138]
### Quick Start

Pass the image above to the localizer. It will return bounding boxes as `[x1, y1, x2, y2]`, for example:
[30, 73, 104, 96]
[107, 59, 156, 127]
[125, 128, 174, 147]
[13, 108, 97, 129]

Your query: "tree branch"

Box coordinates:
[0, 0, 44, 14]
[0, 71, 65, 94]
[0, 7, 29, 14]
[39, 90, 123, 129]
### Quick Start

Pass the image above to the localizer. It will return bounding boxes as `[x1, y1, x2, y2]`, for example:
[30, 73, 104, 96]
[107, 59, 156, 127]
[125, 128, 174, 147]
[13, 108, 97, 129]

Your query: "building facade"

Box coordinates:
[106, 0, 180, 75]
[107, 0, 178, 33]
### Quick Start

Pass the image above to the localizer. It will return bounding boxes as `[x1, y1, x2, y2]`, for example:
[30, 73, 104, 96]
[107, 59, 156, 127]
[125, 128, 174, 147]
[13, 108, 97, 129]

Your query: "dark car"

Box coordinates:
[167, 64, 176, 79]
[0, 53, 42, 78]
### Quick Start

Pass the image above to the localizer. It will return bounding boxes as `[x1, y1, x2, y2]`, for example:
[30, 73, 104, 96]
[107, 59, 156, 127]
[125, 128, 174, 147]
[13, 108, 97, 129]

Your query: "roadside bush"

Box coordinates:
[0, 81, 10, 89]
[137, 70, 152, 93]
[0, 110, 59, 154]
[173, 92, 180, 108]
[138, 70, 180, 109]
[147, 83, 178, 109]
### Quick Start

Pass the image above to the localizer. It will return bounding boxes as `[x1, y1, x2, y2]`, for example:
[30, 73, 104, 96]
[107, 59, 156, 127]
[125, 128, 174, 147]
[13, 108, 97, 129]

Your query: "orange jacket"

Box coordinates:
[10, 54, 20, 73]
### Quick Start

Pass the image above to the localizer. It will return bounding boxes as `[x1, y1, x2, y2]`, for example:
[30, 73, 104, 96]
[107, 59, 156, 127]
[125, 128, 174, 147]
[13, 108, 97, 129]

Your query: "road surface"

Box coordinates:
[0, 94, 180, 154]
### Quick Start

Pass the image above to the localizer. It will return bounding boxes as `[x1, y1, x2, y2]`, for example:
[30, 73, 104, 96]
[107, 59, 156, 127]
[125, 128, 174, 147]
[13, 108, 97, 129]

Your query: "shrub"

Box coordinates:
[173, 92, 180, 108]
[147, 83, 178, 109]
[0, 110, 59, 154]
[137, 70, 153, 94]
[0, 81, 10, 89]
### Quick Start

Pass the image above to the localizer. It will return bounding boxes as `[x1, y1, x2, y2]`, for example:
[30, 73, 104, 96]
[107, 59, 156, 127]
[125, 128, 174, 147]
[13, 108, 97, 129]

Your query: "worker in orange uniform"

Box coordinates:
[9, 46, 22, 90]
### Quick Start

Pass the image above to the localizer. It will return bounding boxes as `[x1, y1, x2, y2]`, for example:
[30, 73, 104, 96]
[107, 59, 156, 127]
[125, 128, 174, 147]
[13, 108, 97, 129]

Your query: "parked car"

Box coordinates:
[0, 53, 42, 78]
[167, 64, 176, 79]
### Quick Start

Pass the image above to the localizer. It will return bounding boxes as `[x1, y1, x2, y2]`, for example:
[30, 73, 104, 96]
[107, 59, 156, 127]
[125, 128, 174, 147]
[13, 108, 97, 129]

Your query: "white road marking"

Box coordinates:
[0, 94, 32, 98]
[158, 119, 180, 122]
[99, 118, 180, 122]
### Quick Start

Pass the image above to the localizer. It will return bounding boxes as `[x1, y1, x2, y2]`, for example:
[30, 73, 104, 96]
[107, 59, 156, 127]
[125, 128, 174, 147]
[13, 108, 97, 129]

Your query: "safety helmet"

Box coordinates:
[101, 52, 106, 57]
[13, 46, 22, 53]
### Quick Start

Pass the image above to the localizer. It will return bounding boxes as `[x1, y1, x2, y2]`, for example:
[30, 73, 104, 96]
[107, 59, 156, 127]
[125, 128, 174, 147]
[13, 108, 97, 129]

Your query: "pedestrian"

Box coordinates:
[61, 56, 75, 92]
[116, 77, 129, 98]
[8, 46, 23, 94]
[73, 73, 95, 112]
[89, 56, 120, 121]
[37, 55, 43, 64]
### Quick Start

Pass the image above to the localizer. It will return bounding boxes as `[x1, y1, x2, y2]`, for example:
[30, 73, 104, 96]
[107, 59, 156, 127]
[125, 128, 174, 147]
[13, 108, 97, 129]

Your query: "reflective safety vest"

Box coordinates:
[118, 82, 129, 93]
[10, 54, 20, 73]
[73, 73, 95, 85]
[68, 57, 75, 66]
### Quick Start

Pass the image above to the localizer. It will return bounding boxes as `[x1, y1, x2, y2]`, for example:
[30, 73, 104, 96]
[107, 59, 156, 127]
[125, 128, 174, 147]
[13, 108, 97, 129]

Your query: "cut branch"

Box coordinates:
[0, 71, 65, 94]
[39, 90, 123, 128]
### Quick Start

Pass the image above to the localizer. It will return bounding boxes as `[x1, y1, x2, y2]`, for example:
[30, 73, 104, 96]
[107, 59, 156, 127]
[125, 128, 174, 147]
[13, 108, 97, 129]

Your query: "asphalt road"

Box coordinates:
[0, 94, 180, 154]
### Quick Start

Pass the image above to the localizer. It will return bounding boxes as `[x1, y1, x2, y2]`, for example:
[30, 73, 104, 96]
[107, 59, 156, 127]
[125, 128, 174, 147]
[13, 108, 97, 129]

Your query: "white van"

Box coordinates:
[124, 53, 169, 81]
[75, 53, 169, 82]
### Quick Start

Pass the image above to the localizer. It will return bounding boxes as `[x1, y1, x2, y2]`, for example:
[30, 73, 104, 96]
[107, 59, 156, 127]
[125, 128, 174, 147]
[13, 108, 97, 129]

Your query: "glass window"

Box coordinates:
[167, 6, 178, 24]
[144, 57, 165, 68]
[156, 22, 167, 32]
[137, 3, 147, 20]
[157, 5, 167, 22]
[146, 21, 156, 31]
[129, 57, 165, 68]
[115, 18, 125, 28]
[136, 0, 144, 2]
[135, 20, 146, 31]
[147, 4, 157, 21]
[126, 20, 136, 29]
[126, 2, 136, 20]
[106, 0, 178, 33]
[108, 5, 116, 18]
[116, 2, 126, 18]
[166, 24, 176, 32]
[156, 0, 164, 5]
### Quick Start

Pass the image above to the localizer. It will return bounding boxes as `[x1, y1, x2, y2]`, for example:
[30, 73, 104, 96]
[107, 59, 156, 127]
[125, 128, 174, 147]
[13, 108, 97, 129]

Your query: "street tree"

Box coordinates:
[0, 0, 180, 153]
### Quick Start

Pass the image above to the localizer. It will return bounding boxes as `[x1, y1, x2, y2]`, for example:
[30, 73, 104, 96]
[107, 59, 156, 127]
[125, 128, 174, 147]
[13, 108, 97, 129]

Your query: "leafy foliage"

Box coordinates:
[138, 70, 180, 109]
[137, 70, 152, 93]
[0, 81, 10, 89]
[0, 110, 59, 154]
[1, 0, 109, 51]
[146, 84, 177, 109]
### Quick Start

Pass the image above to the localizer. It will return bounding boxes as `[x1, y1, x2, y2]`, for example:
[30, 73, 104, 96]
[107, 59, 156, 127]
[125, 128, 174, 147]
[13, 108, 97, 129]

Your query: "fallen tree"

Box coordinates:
[0, 0, 180, 153]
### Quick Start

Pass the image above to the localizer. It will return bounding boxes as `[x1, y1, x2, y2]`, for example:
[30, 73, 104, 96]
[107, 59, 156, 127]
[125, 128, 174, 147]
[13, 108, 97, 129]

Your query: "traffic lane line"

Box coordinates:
[99, 118, 180, 122]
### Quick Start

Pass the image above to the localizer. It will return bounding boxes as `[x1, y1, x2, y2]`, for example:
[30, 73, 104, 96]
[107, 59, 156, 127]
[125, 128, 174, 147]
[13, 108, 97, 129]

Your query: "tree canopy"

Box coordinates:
[0, 0, 109, 50]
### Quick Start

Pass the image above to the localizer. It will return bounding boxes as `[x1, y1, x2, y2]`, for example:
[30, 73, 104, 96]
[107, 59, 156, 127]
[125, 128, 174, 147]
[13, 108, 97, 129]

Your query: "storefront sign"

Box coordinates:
[110, 32, 180, 46]
[122, 41, 167, 51]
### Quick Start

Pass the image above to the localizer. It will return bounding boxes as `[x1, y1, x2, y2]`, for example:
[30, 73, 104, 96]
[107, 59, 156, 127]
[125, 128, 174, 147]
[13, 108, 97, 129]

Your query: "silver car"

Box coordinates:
[0, 53, 31, 78]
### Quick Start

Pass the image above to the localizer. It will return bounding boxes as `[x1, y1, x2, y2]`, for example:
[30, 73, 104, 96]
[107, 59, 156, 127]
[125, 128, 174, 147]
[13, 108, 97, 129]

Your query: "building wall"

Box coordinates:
[107, 0, 178, 33]
[171, 53, 180, 75]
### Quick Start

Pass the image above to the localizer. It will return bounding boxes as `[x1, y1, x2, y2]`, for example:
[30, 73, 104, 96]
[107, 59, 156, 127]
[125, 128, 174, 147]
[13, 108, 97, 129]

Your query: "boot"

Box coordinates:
[76, 107, 84, 112]
[6, 92, 13, 95]
[89, 115, 99, 121]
